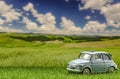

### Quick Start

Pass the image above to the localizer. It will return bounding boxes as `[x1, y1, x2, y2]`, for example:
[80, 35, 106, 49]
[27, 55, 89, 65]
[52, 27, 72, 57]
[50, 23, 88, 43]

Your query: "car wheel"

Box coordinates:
[108, 67, 115, 73]
[82, 68, 91, 74]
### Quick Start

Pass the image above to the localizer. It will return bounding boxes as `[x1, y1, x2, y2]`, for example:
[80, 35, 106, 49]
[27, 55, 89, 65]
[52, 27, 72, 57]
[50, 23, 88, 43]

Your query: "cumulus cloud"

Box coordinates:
[0, 1, 119, 36]
[79, 0, 112, 10]
[0, 1, 12, 14]
[23, 3, 56, 25]
[23, 2, 38, 17]
[37, 13, 58, 34]
[101, 3, 120, 28]
[22, 2, 83, 35]
[22, 17, 38, 31]
[0, 1, 21, 22]
[82, 21, 107, 34]
[23, 2, 33, 11]
[23, 3, 58, 34]
[0, 1, 23, 33]
[23, 3, 82, 35]
[23, 3, 114, 35]
[79, 0, 120, 32]
[1, 9, 21, 22]
[60, 17, 82, 35]
[37, 13, 56, 25]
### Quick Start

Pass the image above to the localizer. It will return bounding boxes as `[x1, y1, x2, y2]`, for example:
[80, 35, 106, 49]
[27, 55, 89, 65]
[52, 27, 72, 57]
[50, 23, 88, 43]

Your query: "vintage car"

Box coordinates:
[67, 51, 118, 74]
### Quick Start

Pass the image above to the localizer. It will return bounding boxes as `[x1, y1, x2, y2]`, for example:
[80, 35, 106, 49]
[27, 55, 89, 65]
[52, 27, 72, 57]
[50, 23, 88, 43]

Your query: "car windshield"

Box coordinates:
[78, 53, 91, 60]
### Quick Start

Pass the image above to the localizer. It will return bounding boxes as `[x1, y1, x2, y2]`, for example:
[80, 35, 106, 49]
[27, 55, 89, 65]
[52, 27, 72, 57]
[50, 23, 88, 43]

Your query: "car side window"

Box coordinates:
[95, 54, 103, 60]
[103, 54, 111, 60]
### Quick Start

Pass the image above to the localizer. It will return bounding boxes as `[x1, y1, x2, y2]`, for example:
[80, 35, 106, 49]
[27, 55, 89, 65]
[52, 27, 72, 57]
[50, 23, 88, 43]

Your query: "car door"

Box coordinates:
[91, 54, 105, 73]
[103, 54, 112, 72]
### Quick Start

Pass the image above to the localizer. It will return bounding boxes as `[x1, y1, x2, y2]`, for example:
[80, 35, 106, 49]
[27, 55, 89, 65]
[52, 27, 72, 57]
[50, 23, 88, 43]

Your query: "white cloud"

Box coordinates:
[0, 1, 21, 22]
[36, 13, 57, 33]
[79, 0, 120, 34]
[85, 15, 91, 20]
[23, 3, 56, 25]
[0, 1, 23, 33]
[22, 3, 111, 35]
[22, 17, 38, 31]
[79, 0, 112, 10]
[23, 3, 83, 35]
[101, 3, 120, 28]
[0, 18, 5, 25]
[23, 2, 38, 17]
[37, 13, 56, 25]
[82, 21, 107, 34]
[60, 17, 82, 35]
[0, 1, 119, 36]
[22, 2, 120, 36]
[37, 13, 57, 33]
[23, 3, 57, 34]
[0, 1, 12, 14]
[1, 9, 21, 22]
[22, 16, 59, 34]
[23, 2, 33, 11]
[0, 26, 23, 33]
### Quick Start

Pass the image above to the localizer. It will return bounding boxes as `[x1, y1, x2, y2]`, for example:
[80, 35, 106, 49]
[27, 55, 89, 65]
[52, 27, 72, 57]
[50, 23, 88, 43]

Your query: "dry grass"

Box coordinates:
[61, 39, 120, 48]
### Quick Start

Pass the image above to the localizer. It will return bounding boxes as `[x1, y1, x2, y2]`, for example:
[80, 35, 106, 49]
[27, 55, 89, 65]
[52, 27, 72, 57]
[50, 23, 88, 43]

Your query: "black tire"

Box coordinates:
[82, 68, 91, 74]
[108, 67, 115, 73]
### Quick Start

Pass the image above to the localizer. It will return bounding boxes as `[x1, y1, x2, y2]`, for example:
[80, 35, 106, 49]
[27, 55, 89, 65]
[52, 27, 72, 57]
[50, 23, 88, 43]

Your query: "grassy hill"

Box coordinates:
[0, 33, 120, 47]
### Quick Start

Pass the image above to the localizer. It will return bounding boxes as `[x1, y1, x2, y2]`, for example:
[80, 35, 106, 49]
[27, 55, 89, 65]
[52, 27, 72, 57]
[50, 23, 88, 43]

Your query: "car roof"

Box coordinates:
[81, 51, 109, 55]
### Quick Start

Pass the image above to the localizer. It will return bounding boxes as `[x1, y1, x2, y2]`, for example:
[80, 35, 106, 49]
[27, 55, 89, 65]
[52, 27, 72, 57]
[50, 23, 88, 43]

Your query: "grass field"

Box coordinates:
[0, 34, 120, 79]
[0, 67, 120, 79]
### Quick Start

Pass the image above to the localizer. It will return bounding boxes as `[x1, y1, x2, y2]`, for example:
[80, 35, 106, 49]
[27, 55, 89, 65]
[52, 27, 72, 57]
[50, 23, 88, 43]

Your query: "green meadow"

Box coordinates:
[0, 33, 120, 79]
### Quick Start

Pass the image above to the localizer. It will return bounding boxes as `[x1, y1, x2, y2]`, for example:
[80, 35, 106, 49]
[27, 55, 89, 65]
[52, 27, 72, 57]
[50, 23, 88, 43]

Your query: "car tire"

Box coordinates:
[82, 68, 91, 74]
[108, 66, 115, 73]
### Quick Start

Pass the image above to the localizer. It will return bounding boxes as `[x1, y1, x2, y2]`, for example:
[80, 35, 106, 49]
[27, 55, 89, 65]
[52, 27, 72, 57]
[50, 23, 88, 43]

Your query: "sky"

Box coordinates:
[0, 0, 120, 36]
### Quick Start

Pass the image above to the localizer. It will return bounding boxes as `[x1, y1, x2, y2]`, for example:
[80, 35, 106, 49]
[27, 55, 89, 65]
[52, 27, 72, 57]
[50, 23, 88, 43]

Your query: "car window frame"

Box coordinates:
[78, 53, 92, 61]
[91, 54, 103, 61]
[102, 54, 111, 60]
[95, 53, 103, 60]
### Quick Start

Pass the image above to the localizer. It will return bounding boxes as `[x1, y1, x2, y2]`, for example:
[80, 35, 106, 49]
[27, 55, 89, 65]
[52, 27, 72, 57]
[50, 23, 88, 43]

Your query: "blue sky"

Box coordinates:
[0, 0, 120, 35]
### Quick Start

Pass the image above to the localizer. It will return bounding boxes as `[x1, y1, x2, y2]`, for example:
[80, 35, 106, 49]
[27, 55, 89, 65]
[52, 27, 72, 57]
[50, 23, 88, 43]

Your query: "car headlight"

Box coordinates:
[68, 64, 76, 69]
[68, 64, 80, 70]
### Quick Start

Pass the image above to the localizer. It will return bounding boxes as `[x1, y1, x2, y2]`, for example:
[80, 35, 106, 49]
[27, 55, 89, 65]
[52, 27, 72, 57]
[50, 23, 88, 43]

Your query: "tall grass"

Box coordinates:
[0, 38, 120, 79]
[0, 41, 120, 68]
[0, 67, 119, 79]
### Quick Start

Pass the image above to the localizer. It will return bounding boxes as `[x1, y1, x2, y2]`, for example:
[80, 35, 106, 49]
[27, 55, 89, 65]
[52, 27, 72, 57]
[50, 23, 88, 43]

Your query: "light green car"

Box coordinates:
[67, 51, 118, 74]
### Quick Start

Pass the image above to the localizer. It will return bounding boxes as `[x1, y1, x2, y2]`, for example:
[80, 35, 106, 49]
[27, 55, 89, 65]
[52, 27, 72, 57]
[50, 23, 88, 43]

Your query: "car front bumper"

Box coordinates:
[66, 68, 81, 73]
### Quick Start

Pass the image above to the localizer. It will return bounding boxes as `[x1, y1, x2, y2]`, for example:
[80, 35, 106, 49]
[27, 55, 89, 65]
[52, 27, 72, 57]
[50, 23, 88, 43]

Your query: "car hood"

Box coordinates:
[69, 59, 90, 65]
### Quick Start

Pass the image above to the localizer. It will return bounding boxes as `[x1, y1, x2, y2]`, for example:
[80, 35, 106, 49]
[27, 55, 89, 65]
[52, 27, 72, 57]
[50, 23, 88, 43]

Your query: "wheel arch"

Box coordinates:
[82, 66, 92, 73]
[108, 66, 115, 70]
[107, 66, 116, 73]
